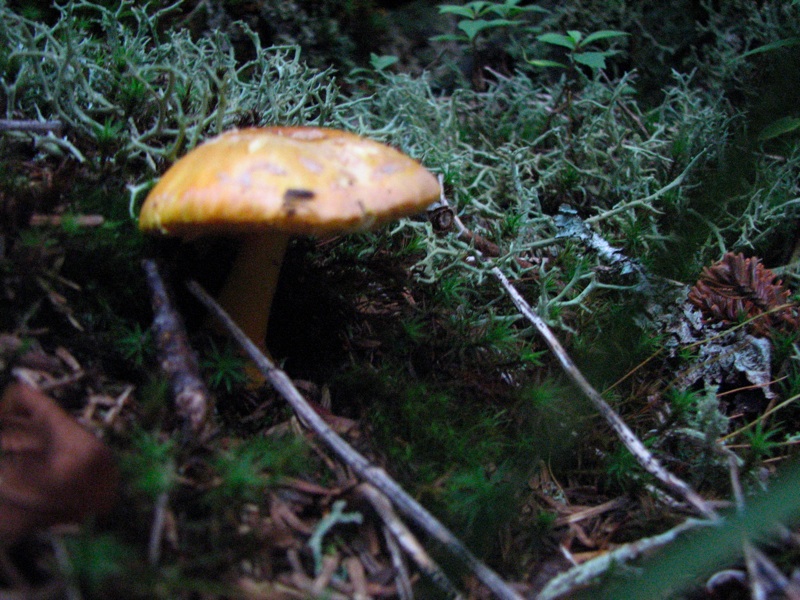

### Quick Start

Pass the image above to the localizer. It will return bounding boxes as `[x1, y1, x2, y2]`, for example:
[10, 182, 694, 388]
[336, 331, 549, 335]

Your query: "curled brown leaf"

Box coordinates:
[0, 382, 119, 545]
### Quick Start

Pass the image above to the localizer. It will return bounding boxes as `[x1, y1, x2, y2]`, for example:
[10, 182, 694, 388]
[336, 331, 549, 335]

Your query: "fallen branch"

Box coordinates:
[188, 279, 523, 600]
[142, 259, 214, 441]
[0, 119, 64, 135]
[491, 266, 717, 519]
[537, 518, 713, 600]
[29, 214, 104, 228]
[356, 483, 461, 599]
[434, 193, 717, 520]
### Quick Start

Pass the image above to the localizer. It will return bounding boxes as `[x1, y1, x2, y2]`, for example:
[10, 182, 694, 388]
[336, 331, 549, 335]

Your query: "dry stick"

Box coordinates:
[148, 491, 170, 565]
[433, 183, 717, 520]
[187, 280, 523, 600]
[491, 266, 718, 520]
[356, 483, 462, 599]
[382, 524, 415, 600]
[142, 259, 214, 441]
[0, 119, 64, 135]
[29, 214, 105, 228]
[537, 517, 713, 600]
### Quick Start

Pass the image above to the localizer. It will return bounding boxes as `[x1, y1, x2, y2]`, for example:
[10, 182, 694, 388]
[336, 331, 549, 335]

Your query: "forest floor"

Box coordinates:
[2, 1, 800, 599]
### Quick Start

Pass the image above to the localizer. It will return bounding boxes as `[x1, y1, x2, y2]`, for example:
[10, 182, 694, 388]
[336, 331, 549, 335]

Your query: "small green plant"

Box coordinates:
[743, 420, 783, 463]
[433, 0, 547, 80]
[434, 0, 547, 47]
[348, 53, 399, 81]
[200, 339, 248, 394]
[121, 430, 176, 499]
[213, 435, 311, 502]
[668, 388, 700, 417]
[443, 464, 517, 552]
[62, 532, 134, 597]
[114, 322, 153, 367]
[526, 29, 628, 74]
[605, 441, 647, 491]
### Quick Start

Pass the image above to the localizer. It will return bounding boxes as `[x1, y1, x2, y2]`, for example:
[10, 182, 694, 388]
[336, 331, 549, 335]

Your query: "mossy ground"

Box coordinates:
[2, 0, 800, 597]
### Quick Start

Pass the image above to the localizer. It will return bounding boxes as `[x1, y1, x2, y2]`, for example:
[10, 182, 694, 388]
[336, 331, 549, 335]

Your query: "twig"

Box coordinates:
[148, 491, 170, 565]
[142, 259, 214, 440]
[29, 214, 104, 228]
[537, 518, 713, 600]
[382, 523, 416, 600]
[188, 279, 524, 600]
[357, 483, 462, 599]
[435, 192, 716, 519]
[492, 266, 717, 520]
[0, 119, 64, 135]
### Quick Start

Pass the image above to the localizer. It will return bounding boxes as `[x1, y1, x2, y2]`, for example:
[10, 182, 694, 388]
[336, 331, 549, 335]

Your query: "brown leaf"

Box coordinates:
[0, 382, 119, 545]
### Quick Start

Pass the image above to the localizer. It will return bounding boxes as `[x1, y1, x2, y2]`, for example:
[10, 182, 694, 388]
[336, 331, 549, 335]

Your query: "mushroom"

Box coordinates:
[139, 126, 440, 355]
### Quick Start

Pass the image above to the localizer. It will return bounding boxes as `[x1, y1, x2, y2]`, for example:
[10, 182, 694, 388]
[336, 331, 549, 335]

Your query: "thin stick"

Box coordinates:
[491, 266, 717, 520]
[29, 214, 104, 228]
[0, 119, 64, 135]
[382, 523, 415, 600]
[188, 280, 523, 600]
[436, 186, 717, 520]
[142, 259, 214, 440]
[357, 483, 462, 599]
[537, 518, 713, 600]
[148, 491, 170, 565]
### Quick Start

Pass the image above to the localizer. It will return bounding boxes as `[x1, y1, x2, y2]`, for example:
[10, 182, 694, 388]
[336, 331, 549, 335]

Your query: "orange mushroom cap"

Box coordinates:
[138, 126, 441, 237]
[138, 127, 440, 366]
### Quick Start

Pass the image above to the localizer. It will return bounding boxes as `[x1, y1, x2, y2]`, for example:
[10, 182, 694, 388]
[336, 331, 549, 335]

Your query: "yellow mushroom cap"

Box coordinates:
[138, 126, 441, 237]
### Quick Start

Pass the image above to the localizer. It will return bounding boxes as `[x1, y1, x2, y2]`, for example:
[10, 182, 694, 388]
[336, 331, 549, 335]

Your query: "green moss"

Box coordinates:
[4, 0, 800, 594]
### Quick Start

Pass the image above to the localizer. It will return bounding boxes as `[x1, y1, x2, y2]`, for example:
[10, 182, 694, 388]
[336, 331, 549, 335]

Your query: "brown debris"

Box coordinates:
[428, 203, 535, 269]
[0, 381, 119, 545]
[688, 252, 799, 337]
[29, 213, 105, 228]
[142, 258, 215, 440]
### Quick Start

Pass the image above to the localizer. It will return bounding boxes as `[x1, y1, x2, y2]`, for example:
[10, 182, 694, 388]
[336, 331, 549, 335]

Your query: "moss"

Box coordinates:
[3, 0, 800, 595]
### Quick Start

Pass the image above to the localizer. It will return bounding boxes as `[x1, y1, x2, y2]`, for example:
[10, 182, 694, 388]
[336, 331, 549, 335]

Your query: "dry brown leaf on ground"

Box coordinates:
[0, 381, 119, 545]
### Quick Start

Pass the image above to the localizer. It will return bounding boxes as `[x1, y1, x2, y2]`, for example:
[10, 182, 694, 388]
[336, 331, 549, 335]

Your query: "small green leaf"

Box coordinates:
[468, 0, 492, 12]
[739, 36, 800, 59]
[486, 1, 511, 17]
[438, 5, 478, 18]
[582, 29, 629, 45]
[488, 1, 548, 17]
[758, 116, 800, 141]
[458, 18, 515, 41]
[515, 4, 550, 13]
[537, 32, 576, 49]
[567, 30, 583, 44]
[369, 53, 399, 71]
[431, 33, 467, 43]
[525, 57, 568, 69]
[573, 51, 609, 70]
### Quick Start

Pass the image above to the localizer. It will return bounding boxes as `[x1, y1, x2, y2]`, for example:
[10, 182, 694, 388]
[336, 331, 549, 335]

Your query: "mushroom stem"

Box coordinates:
[215, 230, 289, 352]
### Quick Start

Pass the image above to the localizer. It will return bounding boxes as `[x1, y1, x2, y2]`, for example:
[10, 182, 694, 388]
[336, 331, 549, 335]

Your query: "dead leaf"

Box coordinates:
[0, 382, 119, 545]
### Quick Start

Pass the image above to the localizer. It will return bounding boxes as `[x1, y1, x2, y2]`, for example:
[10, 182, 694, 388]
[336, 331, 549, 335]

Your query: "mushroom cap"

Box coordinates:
[139, 127, 441, 237]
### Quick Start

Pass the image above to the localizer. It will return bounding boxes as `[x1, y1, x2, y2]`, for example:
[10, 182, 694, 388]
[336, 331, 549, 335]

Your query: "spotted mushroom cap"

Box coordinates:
[138, 127, 441, 237]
